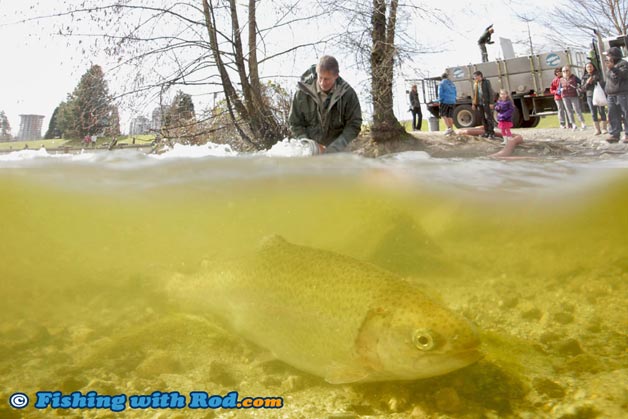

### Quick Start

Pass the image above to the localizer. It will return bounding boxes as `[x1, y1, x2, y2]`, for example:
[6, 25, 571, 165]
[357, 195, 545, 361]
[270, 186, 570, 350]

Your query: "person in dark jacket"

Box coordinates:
[603, 47, 628, 143]
[409, 84, 422, 131]
[581, 62, 607, 135]
[288, 55, 362, 153]
[478, 25, 494, 63]
[560, 66, 586, 131]
[471, 70, 495, 138]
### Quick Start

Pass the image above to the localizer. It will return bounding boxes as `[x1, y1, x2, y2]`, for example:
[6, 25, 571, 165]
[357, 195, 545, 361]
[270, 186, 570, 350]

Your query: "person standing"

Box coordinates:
[494, 89, 515, 145]
[437, 72, 457, 136]
[289, 55, 362, 153]
[581, 62, 608, 135]
[550, 67, 568, 129]
[560, 66, 587, 131]
[472, 71, 495, 138]
[603, 47, 628, 143]
[409, 84, 423, 131]
[478, 25, 494, 63]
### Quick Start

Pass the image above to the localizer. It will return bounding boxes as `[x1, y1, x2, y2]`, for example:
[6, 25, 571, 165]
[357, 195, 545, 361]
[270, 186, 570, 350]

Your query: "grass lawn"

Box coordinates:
[402, 118, 444, 132]
[0, 139, 69, 151]
[535, 113, 601, 129]
[78, 134, 156, 147]
[0, 134, 157, 151]
[116, 134, 156, 145]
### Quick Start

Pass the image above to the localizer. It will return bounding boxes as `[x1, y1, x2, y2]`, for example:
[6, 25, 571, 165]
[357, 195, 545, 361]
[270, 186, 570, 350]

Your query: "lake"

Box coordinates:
[1, 141, 627, 418]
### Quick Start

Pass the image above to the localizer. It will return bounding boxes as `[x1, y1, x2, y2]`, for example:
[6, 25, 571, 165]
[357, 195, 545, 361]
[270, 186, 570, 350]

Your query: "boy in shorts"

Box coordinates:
[438, 72, 457, 135]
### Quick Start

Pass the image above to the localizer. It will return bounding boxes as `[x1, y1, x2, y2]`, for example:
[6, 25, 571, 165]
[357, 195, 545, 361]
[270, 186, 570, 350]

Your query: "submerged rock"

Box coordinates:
[532, 377, 566, 399]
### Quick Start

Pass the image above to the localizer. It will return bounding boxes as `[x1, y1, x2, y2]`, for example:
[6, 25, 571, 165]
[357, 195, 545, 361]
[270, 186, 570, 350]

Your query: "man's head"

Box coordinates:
[441, 72, 449, 79]
[317, 55, 340, 93]
[472, 71, 483, 80]
[604, 47, 623, 64]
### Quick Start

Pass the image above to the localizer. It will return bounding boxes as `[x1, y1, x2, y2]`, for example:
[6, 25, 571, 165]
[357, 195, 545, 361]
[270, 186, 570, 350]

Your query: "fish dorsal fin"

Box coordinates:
[324, 362, 371, 384]
[258, 234, 288, 251]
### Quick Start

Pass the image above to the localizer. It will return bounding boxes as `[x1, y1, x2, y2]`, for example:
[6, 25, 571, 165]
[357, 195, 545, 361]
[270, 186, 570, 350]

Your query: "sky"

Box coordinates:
[0, 0, 570, 137]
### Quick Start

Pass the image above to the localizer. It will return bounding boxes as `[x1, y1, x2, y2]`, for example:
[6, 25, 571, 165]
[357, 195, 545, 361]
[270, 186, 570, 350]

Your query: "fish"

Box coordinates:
[168, 235, 481, 384]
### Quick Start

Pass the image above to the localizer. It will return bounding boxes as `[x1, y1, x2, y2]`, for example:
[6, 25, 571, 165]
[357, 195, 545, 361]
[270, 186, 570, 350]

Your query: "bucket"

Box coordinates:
[428, 117, 440, 132]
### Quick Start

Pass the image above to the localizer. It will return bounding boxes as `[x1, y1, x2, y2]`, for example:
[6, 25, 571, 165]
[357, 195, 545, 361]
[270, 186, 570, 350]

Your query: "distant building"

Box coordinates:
[152, 107, 163, 131]
[16, 114, 45, 141]
[129, 116, 151, 135]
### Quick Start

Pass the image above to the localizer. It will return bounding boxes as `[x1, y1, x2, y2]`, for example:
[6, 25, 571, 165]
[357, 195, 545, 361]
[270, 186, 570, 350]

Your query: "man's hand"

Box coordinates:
[489, 104, 495, 110]
[472, 105, 477, 111]
[318, 143, 326, 154]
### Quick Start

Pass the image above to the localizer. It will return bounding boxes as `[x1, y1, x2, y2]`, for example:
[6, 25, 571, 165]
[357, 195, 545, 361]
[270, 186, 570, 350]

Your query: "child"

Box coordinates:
[494, 89, 515, 145]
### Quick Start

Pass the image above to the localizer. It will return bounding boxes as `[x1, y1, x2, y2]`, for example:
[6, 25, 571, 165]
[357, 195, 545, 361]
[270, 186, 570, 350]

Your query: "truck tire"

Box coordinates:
[520, 117, 540, 128]
[453, 105, 478, 128]
[512, 107, 522, 128]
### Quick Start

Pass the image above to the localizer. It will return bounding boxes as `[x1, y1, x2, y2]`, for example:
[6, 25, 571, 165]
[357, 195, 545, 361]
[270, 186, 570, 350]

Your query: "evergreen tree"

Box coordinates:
[56, 65, 118, 138]
[72, 65, 112, 136]
[44, 106, 62, 139]
[0, 111, 11, 141]
[163, 90, 195, 129]
[56, 99, 79, 139]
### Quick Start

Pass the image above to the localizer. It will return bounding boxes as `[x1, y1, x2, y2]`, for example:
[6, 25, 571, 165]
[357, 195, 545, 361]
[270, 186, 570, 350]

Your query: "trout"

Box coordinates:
[170, 235, 481, 384]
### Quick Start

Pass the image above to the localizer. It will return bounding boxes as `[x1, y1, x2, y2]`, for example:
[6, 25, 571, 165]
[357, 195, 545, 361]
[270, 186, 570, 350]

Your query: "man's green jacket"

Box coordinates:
[288, 65, 362, 152]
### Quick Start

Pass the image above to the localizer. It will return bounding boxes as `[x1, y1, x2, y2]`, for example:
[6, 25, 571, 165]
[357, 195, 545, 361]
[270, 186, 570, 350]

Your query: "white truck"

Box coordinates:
[418, 35, 628, 129]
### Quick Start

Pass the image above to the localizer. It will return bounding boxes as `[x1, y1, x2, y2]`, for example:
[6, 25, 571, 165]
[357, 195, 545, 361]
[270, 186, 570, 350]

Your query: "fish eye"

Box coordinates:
[413, 329, 435, 351]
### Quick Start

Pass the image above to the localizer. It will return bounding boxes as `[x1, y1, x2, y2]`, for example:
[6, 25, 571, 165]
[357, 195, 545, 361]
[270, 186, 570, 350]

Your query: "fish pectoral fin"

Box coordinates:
[250, 350, 278, 367]
[324, 362, 371, 384]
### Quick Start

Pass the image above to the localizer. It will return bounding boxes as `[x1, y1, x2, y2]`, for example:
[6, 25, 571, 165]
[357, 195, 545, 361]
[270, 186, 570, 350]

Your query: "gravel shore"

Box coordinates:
[349, 127, 628, 159]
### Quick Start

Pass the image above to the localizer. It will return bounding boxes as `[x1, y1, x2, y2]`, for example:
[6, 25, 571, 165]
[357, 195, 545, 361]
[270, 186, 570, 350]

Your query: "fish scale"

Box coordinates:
[171, 235, 481, 383]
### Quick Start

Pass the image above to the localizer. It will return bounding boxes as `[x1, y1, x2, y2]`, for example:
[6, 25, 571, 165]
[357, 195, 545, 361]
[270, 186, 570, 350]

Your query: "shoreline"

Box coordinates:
[0, 143, 155, 155]
[2, 127, 627, 159]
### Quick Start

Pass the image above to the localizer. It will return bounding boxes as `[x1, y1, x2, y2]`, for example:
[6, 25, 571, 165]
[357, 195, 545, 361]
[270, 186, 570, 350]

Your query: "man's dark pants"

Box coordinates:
[607, 94, 628, 138]
[478, 103, 495, 135]
[479, 44, 488, 63]
[412, 107, 423, 131]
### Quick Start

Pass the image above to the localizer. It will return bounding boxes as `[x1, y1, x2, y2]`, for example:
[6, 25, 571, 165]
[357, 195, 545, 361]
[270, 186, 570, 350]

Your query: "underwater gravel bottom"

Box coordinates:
[0, 151, 627, 418]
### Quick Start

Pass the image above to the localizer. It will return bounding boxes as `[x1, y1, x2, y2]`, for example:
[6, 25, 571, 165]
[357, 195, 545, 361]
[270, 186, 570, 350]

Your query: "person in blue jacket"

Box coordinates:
[438, 72, 457, 136]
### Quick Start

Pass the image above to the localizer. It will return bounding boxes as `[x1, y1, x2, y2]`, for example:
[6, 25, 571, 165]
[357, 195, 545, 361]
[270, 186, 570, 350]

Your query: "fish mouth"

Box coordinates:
[427, 347, 483, 369]
[409, 348, 483, 378]
[453, 348, 484, 365]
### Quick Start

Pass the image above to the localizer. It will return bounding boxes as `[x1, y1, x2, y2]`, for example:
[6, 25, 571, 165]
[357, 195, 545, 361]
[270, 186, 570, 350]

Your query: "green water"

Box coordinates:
[1, 155, 627, 418]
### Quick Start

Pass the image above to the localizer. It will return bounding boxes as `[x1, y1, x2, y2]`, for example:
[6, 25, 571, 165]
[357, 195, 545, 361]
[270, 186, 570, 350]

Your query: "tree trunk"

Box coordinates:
[371, 0, 405, 142]
[246, 0, 284, 149]
[203, 0, 284, 150]
[202, 0, 254, 146]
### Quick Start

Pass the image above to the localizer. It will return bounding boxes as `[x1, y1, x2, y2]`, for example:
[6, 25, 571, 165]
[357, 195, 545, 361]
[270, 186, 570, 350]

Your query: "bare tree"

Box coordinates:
[370, 0, 405, 142]
[25, 1, 332, 149]
[543, 0, 628, 46]
[331, 1, 448, 142]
